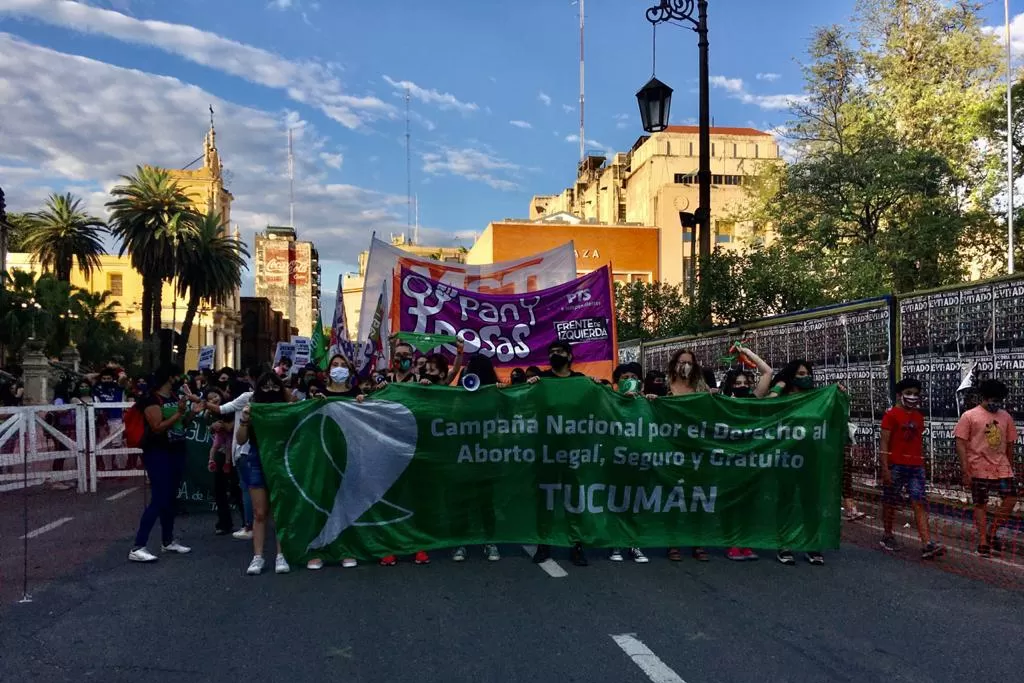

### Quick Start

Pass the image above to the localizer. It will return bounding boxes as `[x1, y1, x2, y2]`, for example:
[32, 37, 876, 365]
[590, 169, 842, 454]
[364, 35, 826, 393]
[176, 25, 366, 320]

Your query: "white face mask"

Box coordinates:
[330, 367, 350, 384]
[681, 362, 693, 376]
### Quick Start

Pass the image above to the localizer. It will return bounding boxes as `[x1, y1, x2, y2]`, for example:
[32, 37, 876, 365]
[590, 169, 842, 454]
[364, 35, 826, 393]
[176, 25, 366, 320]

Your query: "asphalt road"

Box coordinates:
[1, 487, 1023, 683]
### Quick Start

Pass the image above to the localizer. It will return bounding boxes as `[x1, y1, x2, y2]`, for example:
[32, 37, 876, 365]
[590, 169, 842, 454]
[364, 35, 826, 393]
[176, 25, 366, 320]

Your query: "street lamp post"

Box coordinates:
[638, 0, 711, 324]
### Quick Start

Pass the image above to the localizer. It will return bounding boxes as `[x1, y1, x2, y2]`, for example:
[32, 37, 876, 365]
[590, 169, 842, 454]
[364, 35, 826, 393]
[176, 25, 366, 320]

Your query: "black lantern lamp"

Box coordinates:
[636, 77, 674, 134]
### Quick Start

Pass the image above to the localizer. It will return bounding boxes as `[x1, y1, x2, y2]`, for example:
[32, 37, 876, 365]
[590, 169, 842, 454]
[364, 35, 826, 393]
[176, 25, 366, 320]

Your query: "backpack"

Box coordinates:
[124, 404, 146, 449]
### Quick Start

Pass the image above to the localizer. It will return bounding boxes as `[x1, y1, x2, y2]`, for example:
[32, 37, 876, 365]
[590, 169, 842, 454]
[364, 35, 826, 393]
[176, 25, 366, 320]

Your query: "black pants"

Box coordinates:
[212, 449, 242, 532]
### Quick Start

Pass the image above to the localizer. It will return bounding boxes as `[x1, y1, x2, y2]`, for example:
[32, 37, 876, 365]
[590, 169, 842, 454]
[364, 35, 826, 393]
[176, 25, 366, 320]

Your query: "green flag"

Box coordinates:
[311, 311, 328, 370]
[251, 379, 848, 563]
[393, 331, 456, 355]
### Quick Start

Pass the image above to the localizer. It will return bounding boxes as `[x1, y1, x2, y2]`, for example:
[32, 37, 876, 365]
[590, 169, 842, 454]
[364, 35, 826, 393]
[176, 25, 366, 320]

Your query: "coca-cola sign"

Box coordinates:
[263, 243, 289, 285]
[290, 243, 309, 286]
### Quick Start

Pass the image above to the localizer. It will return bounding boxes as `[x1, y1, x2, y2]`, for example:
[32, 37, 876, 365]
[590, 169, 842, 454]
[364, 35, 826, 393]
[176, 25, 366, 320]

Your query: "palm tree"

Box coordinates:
[21, 193, 107, 282]
[106, 166, 199, 369]
[174, 212, 248, 361]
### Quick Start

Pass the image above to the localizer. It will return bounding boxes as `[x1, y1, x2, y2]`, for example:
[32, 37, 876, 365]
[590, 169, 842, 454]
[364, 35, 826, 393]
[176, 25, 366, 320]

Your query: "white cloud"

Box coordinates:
[613, 113, 631, 130]
[0, 33, 408, 264]
[421, 147, 520, 191]
[0, 0, 392, 129]
[756, 72, 781, 82]
[269, 0, 293, 8]
[509, 120, 532, 129]
[538, 91, 552, 106]
[766, 125, 797, 163]
[562, 104, 574, 114]
[564, 134, 613, 157]
[382, 75, 478, 114]
[983, 12, 1024, 63]
[709, 75, 807, 111]
[319, 152, 343, 169]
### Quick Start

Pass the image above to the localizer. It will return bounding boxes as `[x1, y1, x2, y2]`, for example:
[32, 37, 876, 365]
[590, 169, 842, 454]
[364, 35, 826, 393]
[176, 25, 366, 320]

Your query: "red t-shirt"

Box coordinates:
[881, 405, 925, 467]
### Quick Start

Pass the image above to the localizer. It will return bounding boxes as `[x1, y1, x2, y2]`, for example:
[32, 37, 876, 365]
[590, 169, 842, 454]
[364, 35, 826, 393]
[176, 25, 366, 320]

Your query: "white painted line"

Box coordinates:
[105, 486, 139, 502]
[0, 478, 45, 493]
[611, 634, 688, 683]
[20, 516, 73, 539]
[857, 520, 1024, 572]
[521, 544, 569, 578]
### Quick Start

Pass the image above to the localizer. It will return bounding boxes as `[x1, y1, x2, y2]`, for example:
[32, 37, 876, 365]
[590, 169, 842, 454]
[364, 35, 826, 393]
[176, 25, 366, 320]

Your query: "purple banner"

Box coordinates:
[396, 265, 615, 368]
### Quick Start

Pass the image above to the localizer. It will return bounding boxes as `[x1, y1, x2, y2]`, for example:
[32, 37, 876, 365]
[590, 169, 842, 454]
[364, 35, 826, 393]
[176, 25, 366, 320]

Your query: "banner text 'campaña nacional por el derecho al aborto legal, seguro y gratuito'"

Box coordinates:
[250, 379, 849, 563]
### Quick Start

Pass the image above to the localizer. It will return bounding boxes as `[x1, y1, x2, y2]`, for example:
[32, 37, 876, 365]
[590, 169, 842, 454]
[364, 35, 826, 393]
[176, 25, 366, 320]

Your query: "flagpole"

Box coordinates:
[1007, 0, 1015, 274]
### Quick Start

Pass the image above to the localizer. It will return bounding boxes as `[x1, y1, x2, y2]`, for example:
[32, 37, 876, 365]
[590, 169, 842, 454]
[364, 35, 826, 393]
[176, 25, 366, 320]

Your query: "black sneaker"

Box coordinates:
[215, 527, 232, 536]
[977, 545, 991, 558]
[989, 537, 1005, 555]
[879, 535, 898, 552]
[532, 544, 551, 564]
[570, 543, 588, 567]
[921, 542, 946, 560]
[776, 549, 795, 565]
[806, 551, 825, 566]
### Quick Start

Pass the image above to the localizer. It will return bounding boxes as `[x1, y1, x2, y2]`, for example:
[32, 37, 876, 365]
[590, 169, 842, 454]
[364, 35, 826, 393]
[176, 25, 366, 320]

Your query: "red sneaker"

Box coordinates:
[207, 459, 216, 473]
[378, 555, 397, 566]
[726, 547, 745, 561]
[414, 551, 430, 565]
[742, 548, 759, 561]
[222, 460, 232, 474]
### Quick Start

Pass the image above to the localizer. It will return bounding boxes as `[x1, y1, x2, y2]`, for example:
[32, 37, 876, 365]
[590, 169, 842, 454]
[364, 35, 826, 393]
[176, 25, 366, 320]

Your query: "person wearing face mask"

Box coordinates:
[879, 378, 945, 559]
[388, 341, 419, 384]
[664, 349, 712, 562]
[718, 346, 776, 562]
[643, 370, 668, 397]
[769, 359, 827, 566]
[606, 362, 651, 564]
[528, 341, 589, 567]
[323, 355, 360, 398]
[954, 379, 1019, 558]
[291, 364, 320, 400]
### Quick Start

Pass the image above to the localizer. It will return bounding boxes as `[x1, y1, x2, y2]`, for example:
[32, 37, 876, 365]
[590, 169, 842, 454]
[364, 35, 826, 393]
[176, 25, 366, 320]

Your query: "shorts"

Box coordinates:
[243, 450, 266, 490]
[970, 478, 1018, 506]
[883, 465, 927, 504]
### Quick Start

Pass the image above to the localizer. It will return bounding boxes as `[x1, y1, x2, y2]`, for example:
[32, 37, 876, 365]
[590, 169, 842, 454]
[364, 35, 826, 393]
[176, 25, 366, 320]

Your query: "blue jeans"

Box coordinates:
[133, 444, 186, 548]
[235, 455, 254, 526]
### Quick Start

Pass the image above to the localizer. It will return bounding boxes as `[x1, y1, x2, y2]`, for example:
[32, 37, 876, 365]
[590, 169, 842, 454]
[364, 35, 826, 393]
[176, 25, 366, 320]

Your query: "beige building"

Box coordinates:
[7, 123, 244, 369]
[253, 226, 321, 337]
[529, 125, 781, 288]
[341, 234, 466, 339]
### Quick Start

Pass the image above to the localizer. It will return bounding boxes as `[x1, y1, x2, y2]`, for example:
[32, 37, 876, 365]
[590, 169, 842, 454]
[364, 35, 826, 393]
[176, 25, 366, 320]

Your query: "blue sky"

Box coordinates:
[1, 0, 1020, 318]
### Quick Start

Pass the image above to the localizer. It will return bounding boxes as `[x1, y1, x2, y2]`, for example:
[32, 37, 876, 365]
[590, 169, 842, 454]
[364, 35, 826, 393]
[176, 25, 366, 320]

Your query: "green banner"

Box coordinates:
[176, 418, 217, 510]
[251, 379, 848, 562]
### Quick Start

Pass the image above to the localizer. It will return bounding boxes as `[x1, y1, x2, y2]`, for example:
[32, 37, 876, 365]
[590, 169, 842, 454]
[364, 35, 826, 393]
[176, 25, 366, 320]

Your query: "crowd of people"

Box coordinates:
[75, 338, 1016, 574]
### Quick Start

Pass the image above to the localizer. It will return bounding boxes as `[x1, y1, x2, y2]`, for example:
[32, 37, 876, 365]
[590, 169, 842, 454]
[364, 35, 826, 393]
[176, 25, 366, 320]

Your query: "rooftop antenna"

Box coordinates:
[579, 0, 585, 162]
[406, 87, 413, 242]
[287, 127, 295, 229]
[414, 193, 420, 245]
[1005, 0, 1015, 275]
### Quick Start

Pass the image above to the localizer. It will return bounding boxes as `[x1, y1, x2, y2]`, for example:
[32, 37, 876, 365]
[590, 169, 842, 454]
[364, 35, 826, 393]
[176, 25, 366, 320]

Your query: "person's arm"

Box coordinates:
[143, 398, 187, 435]
[1006, 420, 1017, 465]
[208, 391, 251, 415]
[955, 437, 971, 488]
[738, 348, 774, 398]
[236, 405, 251, 445]
[767, 381, 786, 398]
[879, 429, 892, 485]
[444, 339, 466, 385]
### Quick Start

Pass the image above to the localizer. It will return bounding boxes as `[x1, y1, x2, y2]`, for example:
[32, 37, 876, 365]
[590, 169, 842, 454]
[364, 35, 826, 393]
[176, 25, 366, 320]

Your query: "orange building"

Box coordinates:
[466, 215, 660, 284]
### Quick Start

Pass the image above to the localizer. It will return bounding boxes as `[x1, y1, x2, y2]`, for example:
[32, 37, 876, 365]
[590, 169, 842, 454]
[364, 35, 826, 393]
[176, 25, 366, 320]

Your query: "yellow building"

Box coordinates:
[341, 234, 466, 339]
[529, 125, 781, 287]
[8, 121, 244, 369]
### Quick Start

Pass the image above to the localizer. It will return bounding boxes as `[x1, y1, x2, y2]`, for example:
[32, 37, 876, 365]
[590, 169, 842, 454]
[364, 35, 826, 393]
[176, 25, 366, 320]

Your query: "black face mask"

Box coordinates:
[255, 389, 283, 403]
[731, 386, 752, 398]
[549, 354, 569, 371]
[423, 373, 442, 384]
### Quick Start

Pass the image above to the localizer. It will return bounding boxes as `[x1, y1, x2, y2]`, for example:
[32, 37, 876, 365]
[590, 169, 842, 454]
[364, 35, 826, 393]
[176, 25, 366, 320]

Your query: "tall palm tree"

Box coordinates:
[174, 212, 248, 361]
[106, 166, 199, 369]
[21, 193, 107, 282]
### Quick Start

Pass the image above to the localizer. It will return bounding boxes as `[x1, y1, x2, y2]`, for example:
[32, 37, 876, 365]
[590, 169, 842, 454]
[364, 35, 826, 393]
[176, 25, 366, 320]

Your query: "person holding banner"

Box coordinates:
[607, 362, 651, 564]
[527, 341, 589, 567]
[323, 355, 361, 398]
[387, 340, 419, 385]
[665, 349, 712, 562]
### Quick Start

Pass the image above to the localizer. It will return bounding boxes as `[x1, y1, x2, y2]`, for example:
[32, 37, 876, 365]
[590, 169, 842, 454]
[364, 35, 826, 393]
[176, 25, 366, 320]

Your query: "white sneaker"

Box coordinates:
[232, 528, 253, 540]
[275, 554, 291, 574]
[247, 555, 265, 575]
[608, 548, 624, 562]
[630, 547, 650, 564]
[342, 558, 358, 568]
[161, 541, 191, 554]
[128, 547, 158, 563]
[306, 558, 324, 570]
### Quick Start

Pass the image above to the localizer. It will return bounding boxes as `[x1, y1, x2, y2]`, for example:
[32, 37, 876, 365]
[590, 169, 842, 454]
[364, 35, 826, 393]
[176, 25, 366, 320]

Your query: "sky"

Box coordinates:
[1, 0, 1021, 323]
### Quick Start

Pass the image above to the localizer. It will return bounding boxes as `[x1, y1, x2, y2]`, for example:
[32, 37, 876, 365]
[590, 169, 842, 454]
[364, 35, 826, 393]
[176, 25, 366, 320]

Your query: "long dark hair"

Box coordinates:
[722, 368, 754, 397]
[774, 359, 813, 395]
[253, 372, 287, 403]
[461, 354, 499, 387]
[667, 348, 704, 387]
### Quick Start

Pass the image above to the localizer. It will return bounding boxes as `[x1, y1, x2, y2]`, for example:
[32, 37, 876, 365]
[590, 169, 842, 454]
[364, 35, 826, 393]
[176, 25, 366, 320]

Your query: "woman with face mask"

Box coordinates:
[235, 372, 296, 576]
[664, 349, 712, 562]
[291, 364, 320, 401]
[768, 359, 826, 566]
[322, 355, 360, 397]
[719, 346, 776, 562]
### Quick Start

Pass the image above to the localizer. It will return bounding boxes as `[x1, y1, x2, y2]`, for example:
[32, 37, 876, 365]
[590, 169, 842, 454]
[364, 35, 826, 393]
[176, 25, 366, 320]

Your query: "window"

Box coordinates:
[683, 257, 694, 285]
[107, 273, 123, 297]
[716, 220, 735, 244]
[754, 144, 759, 159]
[733, 143, 738, 158]
[724, 175, 743, 186]
[711, 143, 716, 157]
[613, 273, 630, 284]
[630, 273, 648, 283]
[674, 173, 697, 184]
[712, 174, 724, 185]
[688, 142, 694, 157]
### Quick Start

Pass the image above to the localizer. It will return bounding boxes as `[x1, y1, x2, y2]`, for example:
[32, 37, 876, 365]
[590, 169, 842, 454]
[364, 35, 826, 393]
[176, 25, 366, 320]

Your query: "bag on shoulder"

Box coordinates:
[123, 404, 146, 449]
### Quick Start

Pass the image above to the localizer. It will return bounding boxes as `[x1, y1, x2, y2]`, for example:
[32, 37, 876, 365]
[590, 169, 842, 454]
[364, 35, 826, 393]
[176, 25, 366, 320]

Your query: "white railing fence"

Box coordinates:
[0, 403, 143, 494]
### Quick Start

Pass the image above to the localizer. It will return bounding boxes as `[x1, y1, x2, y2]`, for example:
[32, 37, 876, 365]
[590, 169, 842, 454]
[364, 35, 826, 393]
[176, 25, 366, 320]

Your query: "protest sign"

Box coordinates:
[291, 336, 311, 368]
[197, 345, 215, 371]
[274, 342, 296, 366]
[394, 265, 616, 378]
[252, 381, 848, 563]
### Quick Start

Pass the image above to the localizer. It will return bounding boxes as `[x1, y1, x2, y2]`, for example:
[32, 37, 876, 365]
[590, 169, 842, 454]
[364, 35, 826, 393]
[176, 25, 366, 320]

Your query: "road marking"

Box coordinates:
[0, 478, 45, 493]
[106, 486, 139, 501]
[521, 545, 569, 578]
[857, 520, 1024, 571]
[611, 634, 688, 683]
[20, 516, 73, 539]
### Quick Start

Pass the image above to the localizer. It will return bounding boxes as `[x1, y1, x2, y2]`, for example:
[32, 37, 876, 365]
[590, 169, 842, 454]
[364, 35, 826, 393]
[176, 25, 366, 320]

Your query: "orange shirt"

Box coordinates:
[880, 405, 924, 467]
[953, 406, 1017, 480]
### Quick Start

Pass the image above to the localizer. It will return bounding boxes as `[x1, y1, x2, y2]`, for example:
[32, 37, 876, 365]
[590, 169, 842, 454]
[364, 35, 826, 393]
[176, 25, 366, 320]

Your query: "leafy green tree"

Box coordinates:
[20, 193, 107, 282]
[174, 212, 248, 361]
[107, 166, 199, 369]
[614, 281, 694, 341]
